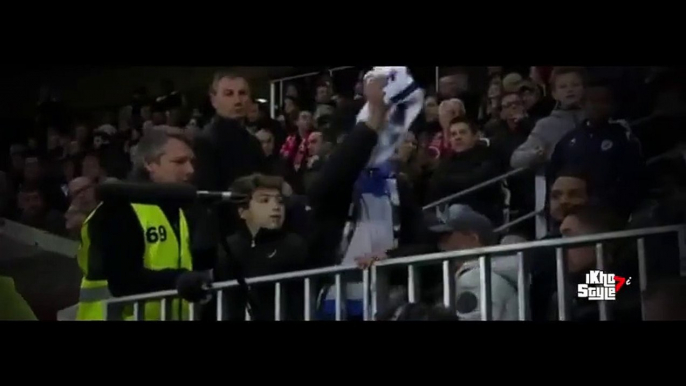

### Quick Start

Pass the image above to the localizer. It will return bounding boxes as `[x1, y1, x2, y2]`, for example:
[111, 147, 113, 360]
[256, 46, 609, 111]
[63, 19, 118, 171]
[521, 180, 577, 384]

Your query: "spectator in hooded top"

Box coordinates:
[426, 117, 503, 224]
[548, 80, 646, 219]
[510, 67, 587, 169]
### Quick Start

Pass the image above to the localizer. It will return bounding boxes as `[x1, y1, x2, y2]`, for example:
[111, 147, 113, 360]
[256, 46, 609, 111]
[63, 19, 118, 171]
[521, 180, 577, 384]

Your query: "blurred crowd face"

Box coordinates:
[255, 128, 275, 156]
[520, 86, 540, 111]
[584, 86, 614, 124]
[315, 84, 333, 105]
[552, 72, 585, 109]
[23, 157, 42, 183]
[81, 154, 102, 181]
[559, 214, 596, 273]
[18, 189, 45, 218]
[448, 122, 478, 153]
[211, 76, 251, 119]
[439, 74, 469, 99]
[285, 84, 299, 99]
[396, 131, 417, 163]
[146, 137, 195, 184]
[424, 96, 439, 122]
[296, 111, 314, 137]
[247, 101, 260, 122]
[487, 83, 502, 116]
[307, 131, 324, 158]
[549, 176, 588, 222]
[500, 93, 526, 125]
[68, 177, 97, 211]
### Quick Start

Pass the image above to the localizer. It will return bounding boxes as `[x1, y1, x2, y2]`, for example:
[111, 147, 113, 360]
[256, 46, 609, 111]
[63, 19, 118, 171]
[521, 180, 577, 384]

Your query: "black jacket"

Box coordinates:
[426, 143, 504, 224]
[194, 116, 266, 235]
[548, 120, 647, 218]
[214, 225, 309, 321]
[194, 116, 266, 191]
[307, 123, 426, 269]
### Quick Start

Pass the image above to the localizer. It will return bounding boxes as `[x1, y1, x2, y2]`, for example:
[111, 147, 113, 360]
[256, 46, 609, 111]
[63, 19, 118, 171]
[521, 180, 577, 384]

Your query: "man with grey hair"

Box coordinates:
[75, 130, 213, 321]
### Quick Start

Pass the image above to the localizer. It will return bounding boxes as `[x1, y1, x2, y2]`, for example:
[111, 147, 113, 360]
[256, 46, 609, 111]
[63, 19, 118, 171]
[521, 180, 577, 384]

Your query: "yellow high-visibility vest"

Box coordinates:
[75, 203, 193, 321]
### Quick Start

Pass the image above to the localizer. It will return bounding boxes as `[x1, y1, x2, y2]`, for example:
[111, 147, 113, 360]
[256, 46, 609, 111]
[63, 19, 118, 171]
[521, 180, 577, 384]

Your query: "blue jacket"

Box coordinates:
[547, 120, 646, 217]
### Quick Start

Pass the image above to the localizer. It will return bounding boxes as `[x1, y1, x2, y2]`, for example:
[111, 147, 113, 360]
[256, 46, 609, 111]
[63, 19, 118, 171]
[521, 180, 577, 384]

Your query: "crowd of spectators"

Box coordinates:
[2, 66, 686, 321]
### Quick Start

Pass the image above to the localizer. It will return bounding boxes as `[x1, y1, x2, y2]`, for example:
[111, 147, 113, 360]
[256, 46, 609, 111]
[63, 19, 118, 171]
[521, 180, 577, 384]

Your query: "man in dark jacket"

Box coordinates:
[194, 71, 266, 234]
[194, 72, 266, 191]
[548, 82, 646, 219]
[426, 117, 504, 224]
[214, 173, 309, 321]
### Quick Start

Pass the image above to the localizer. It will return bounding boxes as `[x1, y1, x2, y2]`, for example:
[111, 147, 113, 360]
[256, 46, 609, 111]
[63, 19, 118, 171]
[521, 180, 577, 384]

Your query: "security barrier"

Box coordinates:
[103, 225, 686, 321]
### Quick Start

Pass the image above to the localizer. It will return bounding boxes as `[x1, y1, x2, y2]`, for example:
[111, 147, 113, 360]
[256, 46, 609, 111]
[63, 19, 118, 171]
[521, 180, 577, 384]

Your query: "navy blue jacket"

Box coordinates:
[547, 120, 646, 217]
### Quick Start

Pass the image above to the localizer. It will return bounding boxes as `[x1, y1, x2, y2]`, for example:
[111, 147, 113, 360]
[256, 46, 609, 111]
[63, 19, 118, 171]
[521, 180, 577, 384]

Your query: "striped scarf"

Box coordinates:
[279, 133, 308, 171]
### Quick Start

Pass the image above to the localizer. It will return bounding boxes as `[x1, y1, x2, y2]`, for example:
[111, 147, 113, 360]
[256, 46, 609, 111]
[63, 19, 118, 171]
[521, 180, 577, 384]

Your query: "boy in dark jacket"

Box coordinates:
[214, 173, 309, 321]
[548, 81, 647, 219]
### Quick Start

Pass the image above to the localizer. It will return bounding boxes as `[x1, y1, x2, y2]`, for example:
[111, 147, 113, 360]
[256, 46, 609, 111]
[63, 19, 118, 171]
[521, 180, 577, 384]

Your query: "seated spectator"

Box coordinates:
[428, 98, 465, 160]
[552, 204, 641, 321]
[214, 174, 309, 321]
[548, 80, 646, 219]
[16, 184, 66, 235]
[486, 91, 534, 167]
[426, 118, 503, 224]
[510, 67, 587, 169]
[526, 169, 592, 320]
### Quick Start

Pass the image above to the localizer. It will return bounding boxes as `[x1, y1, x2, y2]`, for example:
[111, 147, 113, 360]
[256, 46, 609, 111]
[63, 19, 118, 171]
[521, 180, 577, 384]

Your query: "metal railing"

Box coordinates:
[103, 225, 686, 321]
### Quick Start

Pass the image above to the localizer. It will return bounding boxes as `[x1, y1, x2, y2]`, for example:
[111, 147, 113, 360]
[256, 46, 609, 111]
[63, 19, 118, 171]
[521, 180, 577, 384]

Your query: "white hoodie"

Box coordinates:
[454, 255, 521, 321]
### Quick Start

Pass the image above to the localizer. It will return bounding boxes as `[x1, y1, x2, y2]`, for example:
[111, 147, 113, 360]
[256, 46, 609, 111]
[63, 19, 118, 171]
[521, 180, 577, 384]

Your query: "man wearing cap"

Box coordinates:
[358, 204, 520, 320]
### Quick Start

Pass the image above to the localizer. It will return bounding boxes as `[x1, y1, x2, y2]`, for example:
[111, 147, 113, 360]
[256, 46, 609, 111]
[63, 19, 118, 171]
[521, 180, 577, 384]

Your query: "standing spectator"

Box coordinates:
[194, 71, 265, 192]
[510, 67, 587, 169]
[214, 173, 309, 321]
[426, 118, 503, 223]
[548, 81, 646, 218]
[428, 98, 465, 159]
[193, 71, 266, 236]
[486, 91, 534, 166]
[280, 110, 314, 175]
